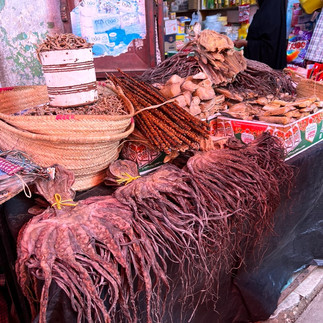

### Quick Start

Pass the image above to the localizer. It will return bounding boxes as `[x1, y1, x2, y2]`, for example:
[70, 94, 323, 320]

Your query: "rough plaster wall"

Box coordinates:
[0, 0, 64, 87]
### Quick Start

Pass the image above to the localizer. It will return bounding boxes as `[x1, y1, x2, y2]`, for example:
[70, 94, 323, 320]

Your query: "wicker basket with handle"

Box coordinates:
[0, 84, 134, 191]
[284, 68, 323, 100]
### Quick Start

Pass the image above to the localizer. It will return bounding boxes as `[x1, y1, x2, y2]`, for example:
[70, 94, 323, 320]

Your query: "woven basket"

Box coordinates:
[0, 85, 134, 191]
[284, 68, 323, 100]
[296, 78, 323, 100]
[0, 85, 49, 114]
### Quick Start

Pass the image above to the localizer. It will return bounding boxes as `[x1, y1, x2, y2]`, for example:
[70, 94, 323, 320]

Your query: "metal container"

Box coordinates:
[39, 48, 98, 107]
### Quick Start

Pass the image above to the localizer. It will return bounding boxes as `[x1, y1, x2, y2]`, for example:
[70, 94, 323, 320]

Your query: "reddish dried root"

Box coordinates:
[16, 196, 169, 323]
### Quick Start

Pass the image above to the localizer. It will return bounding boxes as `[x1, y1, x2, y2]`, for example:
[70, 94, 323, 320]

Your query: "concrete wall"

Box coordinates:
[0, 0, 64, 87]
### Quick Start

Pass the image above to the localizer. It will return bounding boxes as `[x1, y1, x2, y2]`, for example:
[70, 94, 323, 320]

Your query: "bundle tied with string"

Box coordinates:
[0, 84, 134, 191]
[107, 71, 210, 155]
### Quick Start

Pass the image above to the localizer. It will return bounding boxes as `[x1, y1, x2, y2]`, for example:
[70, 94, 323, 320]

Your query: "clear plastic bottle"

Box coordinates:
[163, 1, 169, 18]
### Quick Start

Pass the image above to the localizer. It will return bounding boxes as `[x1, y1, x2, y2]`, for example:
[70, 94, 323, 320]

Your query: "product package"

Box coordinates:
[287, 27, 313, 67]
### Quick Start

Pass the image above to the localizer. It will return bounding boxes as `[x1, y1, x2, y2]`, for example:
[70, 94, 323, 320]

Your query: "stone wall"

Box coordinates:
[0, 0, 64, 87]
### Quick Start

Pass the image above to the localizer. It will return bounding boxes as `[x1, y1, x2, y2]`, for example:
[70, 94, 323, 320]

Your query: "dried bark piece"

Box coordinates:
[263, 106, 295, 116]
[160, 83, 182, 98]
[299, 104, 318, 113]
[190, 103, 202, 116]
[165, 74, 184, 86]
[258, 116, 291, 125]
[215, 88, 244, 102]
[211, 52, 225, 62]
[285, 109, 302, 118]
[181, 80, 199, 92]
[174, 95, 188, 108]
[183, 91, 192, 106]
[198, 30, 234, 52]
[192, 72, 207, 80]
[256, 97, 269, 105]
[229, 103, 251, 113]
[262, 103, 282, 111]
[195, 86, 216, 101]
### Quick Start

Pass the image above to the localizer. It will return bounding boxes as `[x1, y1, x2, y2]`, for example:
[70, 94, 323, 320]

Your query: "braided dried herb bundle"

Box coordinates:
[107, 70, 210, 154]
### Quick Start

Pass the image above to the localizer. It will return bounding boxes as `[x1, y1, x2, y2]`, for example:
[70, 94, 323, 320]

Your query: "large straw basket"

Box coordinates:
[0, 85, 49, 114]
[0, 85, 134, 191]
[296, 78, 323, 100]
[284, 68, 323, 100]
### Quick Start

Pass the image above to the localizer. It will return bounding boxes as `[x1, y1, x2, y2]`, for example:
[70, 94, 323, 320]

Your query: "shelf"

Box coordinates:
[171, 9, 195, 13]
[172, 4, 258, 14]
[201, 4, 258, 11]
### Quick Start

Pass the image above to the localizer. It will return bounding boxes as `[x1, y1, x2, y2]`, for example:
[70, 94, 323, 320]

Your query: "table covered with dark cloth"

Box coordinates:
[0, 141, 322, 323]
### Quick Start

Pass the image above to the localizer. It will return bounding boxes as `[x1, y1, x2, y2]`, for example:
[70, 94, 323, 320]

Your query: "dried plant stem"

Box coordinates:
[107, 71, 209, 153]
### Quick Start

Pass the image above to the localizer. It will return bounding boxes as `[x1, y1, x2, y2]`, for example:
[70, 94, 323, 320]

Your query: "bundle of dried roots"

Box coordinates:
[225, 58, 296, 100]
[15, 134, 294, 323]
[113, 162, 230, 316]
[107, 70, 210, 154]
[16, 166, 169, 323]
[185, 133, 294, 261]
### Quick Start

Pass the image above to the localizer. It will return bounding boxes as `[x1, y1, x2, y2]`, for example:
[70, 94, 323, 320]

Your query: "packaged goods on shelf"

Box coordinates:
[164, 18, 178, 35]
[164, 34, 177, 52]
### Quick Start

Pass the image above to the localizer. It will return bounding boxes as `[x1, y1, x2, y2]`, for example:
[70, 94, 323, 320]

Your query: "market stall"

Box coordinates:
[0, 27, 322, 323]
[0, 141, 322, 323]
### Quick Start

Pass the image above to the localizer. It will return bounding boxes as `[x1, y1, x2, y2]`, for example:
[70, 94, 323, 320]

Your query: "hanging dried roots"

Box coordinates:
[16, 195, 169, 323]
[113, 164, 229, 306]
[15, 133, 294, 323]
[185, 132, 294, 262]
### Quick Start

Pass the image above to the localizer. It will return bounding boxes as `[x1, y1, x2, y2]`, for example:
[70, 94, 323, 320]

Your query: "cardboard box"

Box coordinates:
[164, 19, 178, 35]
[121, 142, 166, 175]
[175, 34, 186, 51]
[216, 110, 323, 159]
[164, 34, 177, 52]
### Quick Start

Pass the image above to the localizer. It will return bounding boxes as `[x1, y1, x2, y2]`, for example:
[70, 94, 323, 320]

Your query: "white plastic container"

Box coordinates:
[39, 48, 98, 107]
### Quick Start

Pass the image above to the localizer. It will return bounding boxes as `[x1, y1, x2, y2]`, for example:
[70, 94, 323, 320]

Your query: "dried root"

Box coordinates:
[186, 132, 294, 263]
[15, 133, 294, 323]
[16, 171, 169, 323]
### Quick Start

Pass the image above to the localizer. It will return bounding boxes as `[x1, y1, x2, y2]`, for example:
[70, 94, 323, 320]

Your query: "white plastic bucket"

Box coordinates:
[39, 48, 98, 107]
